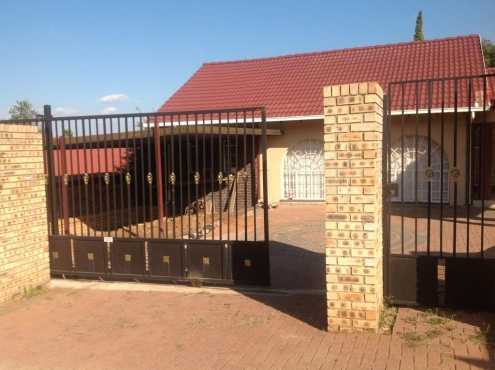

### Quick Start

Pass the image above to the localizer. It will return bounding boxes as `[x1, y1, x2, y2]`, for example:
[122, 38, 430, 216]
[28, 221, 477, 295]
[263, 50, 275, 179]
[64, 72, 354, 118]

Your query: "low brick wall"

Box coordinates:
[0, 123, 50, 303]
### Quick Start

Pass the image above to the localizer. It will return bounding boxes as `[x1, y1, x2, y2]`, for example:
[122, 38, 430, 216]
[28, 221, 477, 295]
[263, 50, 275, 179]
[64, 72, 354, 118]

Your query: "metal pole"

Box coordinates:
[153, 117, 165, 237]
[261, 109, 269, 243]
[382, 94, 390, 298]
[44, 105, 59, 235]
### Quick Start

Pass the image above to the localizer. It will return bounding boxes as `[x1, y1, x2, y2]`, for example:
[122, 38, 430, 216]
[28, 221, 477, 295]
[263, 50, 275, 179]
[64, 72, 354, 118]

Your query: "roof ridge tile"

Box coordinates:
[203, 35, 480, 66]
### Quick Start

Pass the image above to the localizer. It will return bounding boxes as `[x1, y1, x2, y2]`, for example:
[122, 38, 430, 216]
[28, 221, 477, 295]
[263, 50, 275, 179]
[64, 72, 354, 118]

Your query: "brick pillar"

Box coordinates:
[0, 124, 50, 303]
[323, 82, 384, 332]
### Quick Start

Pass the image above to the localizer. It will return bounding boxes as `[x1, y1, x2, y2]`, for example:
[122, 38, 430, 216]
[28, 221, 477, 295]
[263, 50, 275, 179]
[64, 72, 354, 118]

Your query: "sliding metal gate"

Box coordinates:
[383, 73, 495, 309]
[35, 107, 270, 286]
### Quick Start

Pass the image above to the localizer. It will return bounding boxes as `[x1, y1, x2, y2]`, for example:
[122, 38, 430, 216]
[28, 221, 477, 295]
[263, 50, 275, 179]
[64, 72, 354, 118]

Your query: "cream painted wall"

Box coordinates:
[261, 113, 473, 206]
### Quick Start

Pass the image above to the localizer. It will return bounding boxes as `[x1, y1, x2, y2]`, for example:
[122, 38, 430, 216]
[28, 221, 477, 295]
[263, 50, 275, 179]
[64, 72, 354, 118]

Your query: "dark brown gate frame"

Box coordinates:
[383, 72, 495, 309]
[38, 106, 275, 286]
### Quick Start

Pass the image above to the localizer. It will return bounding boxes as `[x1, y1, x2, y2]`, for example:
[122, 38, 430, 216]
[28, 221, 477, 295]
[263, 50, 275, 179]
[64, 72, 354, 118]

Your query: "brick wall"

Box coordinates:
[0, 124, 50, 303]
[323, 82, 384, 331]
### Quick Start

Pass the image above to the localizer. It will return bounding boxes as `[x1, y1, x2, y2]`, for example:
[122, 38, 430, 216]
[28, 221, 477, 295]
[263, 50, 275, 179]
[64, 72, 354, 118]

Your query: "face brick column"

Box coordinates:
[323, 82, 384, 332]
[0, 124, 50, 303]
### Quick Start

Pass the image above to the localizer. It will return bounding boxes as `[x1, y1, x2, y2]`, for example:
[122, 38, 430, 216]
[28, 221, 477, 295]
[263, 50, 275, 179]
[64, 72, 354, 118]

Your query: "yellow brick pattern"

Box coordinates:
[0, 124, 50, 303]
[323, 82, 383, 332]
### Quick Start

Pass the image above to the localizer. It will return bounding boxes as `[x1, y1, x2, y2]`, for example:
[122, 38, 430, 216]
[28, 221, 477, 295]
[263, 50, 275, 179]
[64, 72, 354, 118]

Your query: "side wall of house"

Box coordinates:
[0, 124, 50, 303]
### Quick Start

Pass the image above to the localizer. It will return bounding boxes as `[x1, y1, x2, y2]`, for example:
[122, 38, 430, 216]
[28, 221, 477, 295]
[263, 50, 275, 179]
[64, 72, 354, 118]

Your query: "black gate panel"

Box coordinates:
[231, 242, 269, 286]
[445, 258, 495, 310]
[417, 256, 438, 306]
[111, 239, 146, 276]
[384, 73, 495, 309]
[73, 238, 107, 275]
[148, 240, 184, 278]
[49, 236, 72, 273]
[41, 106, 271, 287]
[387, 256, 417, 305]
[187, 242, 224, 280]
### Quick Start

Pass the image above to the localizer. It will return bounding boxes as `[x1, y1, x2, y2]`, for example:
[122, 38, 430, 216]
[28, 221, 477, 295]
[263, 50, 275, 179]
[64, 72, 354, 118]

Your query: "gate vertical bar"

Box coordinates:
[109, 117, 118, 238]
[185, 114, 192, 238]
[209, 112, 215, 240]
[383, 94, 391, 297]
[440, 81, 445, 256]
[261, 109, 269, 243]
[44, 105, 59, 235]
[153, 117, 165, 237]
[170, 114, 176, 239]
[59, 124, 70, 235]
[146, 115, 153, 239]
[251, 110, 257, 241]
[452, 79, 459, 256]
[234, 112, 239, 240]
[194, 113, 200, 238]
[162, 114, 169, 239]
[414, 82, 419, 254]
[480, 76, 487, 257]
[73, 118, 83, 236]
[400, 84, 405, 254]
[218, 112, 223, 239]
[465, 79, 472, 257]
[427, 80, 432, 255]
[117, 117, 125, 237]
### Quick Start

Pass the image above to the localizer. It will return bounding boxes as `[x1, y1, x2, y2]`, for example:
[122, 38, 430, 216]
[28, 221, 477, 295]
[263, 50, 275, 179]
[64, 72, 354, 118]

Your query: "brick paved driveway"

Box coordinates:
[0, 282, 493, 370]
[1, 203, 494, 370]
[267, 202, 326, 291]
[389, 204, 495, 257]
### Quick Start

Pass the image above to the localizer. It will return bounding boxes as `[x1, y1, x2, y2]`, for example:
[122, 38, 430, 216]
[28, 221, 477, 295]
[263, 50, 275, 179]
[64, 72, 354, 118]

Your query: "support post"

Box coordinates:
[44, 105, 59, 235]
[323, 82, 384, 331]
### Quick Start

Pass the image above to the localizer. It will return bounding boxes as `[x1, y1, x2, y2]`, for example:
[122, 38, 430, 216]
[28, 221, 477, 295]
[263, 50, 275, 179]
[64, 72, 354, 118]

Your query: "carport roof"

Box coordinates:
[159, 35, 488, 119]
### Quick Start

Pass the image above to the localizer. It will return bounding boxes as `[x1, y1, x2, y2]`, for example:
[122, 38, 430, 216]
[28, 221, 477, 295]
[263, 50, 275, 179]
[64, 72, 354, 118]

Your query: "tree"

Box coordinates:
[8, 100, 38, 120]
[482, 39, 495, 67]
[414, 11, 424, 41]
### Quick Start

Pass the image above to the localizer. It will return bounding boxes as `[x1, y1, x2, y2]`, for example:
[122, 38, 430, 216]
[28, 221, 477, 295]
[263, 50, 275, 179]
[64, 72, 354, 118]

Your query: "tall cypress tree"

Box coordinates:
[414, 11, 424, 41]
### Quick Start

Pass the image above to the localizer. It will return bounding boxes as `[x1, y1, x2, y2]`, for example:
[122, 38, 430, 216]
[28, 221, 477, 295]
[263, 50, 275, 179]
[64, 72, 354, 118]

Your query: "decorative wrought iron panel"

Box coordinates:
[283, 140, 324, 200]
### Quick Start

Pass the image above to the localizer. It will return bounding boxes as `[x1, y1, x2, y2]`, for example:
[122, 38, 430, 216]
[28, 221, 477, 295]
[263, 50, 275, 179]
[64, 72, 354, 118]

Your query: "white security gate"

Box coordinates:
[283, 140, 324, 200]
[390, 135, 449, 203]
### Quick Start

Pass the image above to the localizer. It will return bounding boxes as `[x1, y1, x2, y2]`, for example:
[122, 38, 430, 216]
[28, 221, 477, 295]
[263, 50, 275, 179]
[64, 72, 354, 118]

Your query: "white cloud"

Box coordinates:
[99, 94, 128, 103]
[101, 106, 118, 114]
[53, 107, 79, 116]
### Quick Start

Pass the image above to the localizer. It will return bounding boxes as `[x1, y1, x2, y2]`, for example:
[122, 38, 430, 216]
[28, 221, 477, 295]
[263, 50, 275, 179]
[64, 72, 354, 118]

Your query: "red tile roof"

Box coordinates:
[160, 35, 486, 118]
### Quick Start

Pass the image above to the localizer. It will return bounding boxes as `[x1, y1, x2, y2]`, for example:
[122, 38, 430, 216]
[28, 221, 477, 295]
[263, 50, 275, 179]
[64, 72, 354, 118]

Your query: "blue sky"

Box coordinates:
[0, 0, 493, 118]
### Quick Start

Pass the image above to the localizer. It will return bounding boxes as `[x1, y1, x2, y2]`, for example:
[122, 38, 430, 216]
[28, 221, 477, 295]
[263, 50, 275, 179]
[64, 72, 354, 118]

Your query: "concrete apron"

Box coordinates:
[49, 278, 324, 297]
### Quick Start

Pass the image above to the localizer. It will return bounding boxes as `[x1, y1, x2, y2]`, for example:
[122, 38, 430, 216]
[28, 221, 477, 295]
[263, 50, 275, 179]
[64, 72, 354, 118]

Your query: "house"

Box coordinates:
[159, 35, 495, 206]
